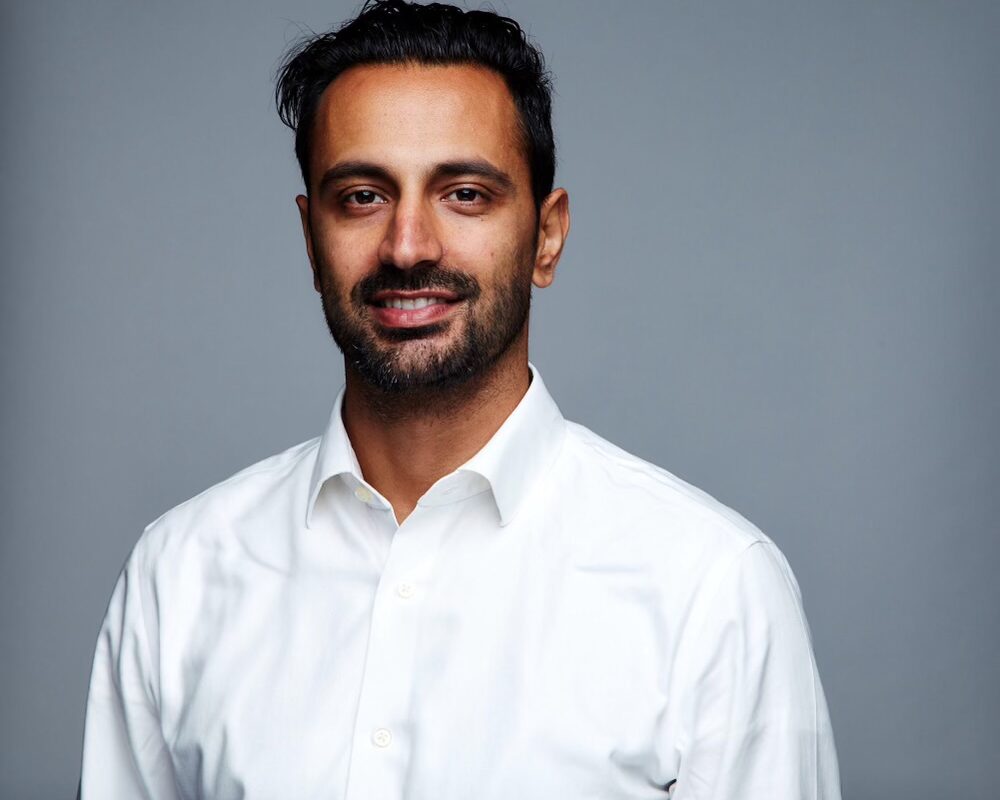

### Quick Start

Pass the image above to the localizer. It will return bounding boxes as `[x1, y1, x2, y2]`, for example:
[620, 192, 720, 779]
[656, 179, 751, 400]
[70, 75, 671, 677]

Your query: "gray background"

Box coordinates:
[2, 1, 997, 797]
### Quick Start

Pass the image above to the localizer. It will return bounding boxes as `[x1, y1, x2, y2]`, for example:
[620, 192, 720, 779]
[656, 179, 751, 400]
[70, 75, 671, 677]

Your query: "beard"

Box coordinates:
[317, 254, 533, 394]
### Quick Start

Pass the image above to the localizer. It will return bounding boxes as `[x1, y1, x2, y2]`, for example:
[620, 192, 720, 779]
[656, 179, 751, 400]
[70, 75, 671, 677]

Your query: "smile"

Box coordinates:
[377, 296, 450, 310]
[367, 290, 464, 329]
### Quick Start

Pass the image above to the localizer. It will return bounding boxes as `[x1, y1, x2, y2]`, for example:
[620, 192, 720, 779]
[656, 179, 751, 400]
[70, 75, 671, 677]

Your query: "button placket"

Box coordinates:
[343, 507, 445, 800]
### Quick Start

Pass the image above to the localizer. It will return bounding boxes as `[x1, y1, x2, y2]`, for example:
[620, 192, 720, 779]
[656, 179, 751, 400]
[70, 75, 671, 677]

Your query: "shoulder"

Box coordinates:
[551, 422, 814, 646]
[555, 420, 772, 567]
[131, 436, 320, 573]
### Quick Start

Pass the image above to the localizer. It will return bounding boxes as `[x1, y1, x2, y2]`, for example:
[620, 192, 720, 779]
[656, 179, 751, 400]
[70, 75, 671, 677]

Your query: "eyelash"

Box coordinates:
[342, 190, 386, 207]
[445, 188, 485, 204]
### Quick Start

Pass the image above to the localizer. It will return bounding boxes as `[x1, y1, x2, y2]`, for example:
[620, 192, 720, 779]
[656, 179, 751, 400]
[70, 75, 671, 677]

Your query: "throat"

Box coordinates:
[340, 354, 531, 516]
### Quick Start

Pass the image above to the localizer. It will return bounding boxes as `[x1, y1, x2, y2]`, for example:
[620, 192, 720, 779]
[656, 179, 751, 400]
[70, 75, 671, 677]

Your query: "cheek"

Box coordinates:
[315, 229, 379, 284]
[446, 216, 533, 274]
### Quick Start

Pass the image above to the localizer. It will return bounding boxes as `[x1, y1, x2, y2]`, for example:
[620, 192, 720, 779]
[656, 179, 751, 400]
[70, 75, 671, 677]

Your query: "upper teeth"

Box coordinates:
[381, 297, 447, 310]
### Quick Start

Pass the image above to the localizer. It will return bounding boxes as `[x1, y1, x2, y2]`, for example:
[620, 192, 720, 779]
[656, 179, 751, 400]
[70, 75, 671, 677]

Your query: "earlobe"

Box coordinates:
[532, 188, 570, 289]
[295, 194, 322, 292]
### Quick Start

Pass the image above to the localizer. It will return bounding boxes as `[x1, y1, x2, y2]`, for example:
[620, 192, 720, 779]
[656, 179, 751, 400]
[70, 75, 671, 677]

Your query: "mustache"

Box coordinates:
[356, 263, 481, 302]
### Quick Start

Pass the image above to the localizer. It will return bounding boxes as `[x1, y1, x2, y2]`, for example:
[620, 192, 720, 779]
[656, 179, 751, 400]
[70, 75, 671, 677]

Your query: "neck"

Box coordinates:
[341, 336, 531, 523]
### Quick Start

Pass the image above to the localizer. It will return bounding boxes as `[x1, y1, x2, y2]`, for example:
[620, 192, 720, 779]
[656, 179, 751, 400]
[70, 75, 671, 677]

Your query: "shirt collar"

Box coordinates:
[305, 363, 566, 529]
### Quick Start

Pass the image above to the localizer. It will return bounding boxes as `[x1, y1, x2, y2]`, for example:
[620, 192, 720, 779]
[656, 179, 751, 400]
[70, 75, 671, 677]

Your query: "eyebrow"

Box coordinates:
[316, 158, 516, 195]
[430, 159, 515, 193]
[317, 161, 393, 194]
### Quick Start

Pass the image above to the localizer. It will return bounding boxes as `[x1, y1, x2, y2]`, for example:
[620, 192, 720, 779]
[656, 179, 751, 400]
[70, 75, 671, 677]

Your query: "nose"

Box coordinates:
[377, 197, 444, 270]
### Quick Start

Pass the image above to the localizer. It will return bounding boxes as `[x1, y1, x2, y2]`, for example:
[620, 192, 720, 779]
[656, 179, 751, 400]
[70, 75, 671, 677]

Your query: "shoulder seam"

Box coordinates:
[564, 422, 762, 538]
[143, 436, 321, 533]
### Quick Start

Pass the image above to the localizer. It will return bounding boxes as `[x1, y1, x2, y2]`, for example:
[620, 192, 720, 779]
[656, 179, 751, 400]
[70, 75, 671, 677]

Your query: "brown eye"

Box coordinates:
[447, 188, 483, 203]
[349, 190, 381, 205]
[343, 189, 387, 208]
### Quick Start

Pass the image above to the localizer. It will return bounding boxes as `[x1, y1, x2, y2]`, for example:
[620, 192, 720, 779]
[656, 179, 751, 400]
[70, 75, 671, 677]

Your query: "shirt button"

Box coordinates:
[396, 582, 415, 600]
[372, 728, 392, 748]
[354, 486, 373, 504]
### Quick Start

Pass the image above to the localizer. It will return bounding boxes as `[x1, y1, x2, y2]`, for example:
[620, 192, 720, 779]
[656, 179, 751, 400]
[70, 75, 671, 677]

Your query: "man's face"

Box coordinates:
[297, 63, 549, 392]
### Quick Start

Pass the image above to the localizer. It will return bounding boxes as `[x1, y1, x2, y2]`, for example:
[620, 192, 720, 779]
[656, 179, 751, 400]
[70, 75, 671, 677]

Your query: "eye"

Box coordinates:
[343, 190, 387, 206]
[445, 187, 485, 203]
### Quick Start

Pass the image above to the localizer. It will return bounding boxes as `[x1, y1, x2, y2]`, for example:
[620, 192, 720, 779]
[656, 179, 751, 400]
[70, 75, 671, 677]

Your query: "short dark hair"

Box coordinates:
[275, 0, 555, 209]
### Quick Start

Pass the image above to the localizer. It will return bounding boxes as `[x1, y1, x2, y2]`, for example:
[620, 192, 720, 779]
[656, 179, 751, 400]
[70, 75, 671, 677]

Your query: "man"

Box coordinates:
[80, 1, 840, 797]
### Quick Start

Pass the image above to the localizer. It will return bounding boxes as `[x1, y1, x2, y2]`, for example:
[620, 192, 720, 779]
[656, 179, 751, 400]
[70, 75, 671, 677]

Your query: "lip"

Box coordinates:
[367, 291, 464, 329]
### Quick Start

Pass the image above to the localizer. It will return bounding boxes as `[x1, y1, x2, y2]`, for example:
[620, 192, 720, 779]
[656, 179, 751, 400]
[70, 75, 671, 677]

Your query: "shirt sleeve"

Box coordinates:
[80, 549, 181, 799]
[671, 541, 841, 799]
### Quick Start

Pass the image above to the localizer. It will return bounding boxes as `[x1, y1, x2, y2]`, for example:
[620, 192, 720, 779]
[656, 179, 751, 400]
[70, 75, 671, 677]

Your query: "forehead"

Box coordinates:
[309, 63, 527, 182]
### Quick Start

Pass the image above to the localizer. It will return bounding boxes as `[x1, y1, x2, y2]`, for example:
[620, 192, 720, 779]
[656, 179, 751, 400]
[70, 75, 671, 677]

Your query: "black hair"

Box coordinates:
[275, 0, 555, 209]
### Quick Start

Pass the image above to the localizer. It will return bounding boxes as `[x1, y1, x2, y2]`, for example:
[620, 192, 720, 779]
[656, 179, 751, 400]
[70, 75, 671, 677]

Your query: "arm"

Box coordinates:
[670, 541, 841, 799]
[80, 551, 181, 799]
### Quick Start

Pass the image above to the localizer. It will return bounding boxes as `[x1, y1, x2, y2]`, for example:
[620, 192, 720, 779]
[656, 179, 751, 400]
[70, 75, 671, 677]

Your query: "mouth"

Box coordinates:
[367, 289, 464, 329]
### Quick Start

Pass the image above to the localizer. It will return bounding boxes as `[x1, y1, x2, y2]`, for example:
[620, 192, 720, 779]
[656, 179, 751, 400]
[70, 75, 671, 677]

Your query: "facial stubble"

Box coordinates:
[315, 243, 535, 395]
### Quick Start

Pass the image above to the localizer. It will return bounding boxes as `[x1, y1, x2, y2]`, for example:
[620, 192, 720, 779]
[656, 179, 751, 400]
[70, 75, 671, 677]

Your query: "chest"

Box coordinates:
[158, 509, 679, 799]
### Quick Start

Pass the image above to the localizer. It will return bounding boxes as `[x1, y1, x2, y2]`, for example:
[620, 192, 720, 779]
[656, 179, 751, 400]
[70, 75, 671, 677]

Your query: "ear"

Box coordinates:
[532, 188, 570, 289]
[295, 194, 322, 292]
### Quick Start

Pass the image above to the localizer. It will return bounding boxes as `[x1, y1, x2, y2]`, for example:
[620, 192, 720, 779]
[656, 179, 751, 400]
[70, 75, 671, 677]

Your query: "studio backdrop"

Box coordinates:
[1, 2, 997, 798]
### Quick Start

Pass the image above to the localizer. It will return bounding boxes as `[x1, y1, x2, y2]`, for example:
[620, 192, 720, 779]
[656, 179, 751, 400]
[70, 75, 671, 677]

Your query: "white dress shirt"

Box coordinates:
[81, 366, 841, 799]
